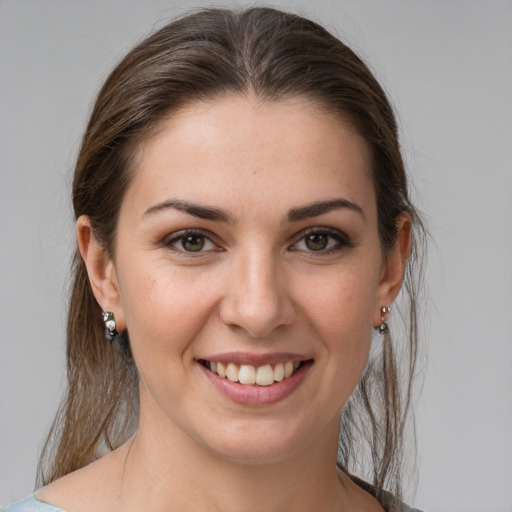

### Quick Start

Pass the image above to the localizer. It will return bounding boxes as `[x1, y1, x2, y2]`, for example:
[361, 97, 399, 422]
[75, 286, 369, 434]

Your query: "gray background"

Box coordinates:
[1, 1, 511, 510]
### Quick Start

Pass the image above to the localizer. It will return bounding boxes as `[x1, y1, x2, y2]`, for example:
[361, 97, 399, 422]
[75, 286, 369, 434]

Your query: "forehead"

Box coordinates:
[125, 94, 375, 219]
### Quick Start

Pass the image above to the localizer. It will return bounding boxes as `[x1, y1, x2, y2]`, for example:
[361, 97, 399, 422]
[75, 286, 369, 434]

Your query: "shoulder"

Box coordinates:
[372, 488, 423, 512]
[1, 496, 67, 512]
[350, 475, 423, 512]
[25, 445, 130, 512]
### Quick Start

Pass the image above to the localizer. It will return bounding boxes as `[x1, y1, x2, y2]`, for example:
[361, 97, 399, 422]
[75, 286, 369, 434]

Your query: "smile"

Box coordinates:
[200, 360, 304, 386]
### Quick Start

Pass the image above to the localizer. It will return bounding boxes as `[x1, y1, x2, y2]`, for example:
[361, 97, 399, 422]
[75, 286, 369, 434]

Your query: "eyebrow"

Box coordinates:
[287, 198, 365, 222]
[142, 197, 364, 223]
[142, 200, 231, 222]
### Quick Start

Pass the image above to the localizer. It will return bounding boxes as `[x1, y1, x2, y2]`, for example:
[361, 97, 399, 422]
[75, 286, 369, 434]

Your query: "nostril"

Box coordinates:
[219, 296, 296, 338]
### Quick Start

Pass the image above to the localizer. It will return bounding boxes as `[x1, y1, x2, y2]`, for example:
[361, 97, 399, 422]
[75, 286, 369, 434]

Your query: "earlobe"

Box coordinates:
[76, 215, 125, 330]
[375, 212, 412, 325]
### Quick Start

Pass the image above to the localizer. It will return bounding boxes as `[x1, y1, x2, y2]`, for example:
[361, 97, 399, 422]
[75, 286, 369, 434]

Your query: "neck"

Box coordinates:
[117, 414, 347, 512]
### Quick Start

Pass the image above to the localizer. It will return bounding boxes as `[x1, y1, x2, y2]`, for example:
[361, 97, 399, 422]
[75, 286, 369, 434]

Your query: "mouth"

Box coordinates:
[198, 359, 309, 386]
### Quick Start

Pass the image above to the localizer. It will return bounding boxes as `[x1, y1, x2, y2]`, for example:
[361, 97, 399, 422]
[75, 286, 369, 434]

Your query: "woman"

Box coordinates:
[3, 7, 424, 512]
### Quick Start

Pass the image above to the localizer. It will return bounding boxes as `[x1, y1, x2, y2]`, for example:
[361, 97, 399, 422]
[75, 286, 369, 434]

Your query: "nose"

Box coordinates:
[219, 249, 296, 338]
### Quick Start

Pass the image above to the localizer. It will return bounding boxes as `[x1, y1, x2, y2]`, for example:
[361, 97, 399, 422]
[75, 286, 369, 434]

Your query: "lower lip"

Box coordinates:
[199, 361, 312, 406]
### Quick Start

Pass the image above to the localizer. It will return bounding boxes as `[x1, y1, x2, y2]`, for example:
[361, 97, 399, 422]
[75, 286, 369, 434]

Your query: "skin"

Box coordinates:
[38, 94, 410, 512]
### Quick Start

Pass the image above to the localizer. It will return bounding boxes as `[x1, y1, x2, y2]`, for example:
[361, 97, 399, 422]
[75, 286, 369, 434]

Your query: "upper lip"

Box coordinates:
[198, 352, 312, 366]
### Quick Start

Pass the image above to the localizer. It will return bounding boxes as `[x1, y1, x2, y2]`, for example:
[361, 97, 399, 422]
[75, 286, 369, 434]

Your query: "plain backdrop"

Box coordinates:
[1, 1, 511, 510]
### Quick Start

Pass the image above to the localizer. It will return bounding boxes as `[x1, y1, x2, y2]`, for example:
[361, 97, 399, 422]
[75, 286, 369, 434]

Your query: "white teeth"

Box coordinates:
[255, 364, 274, 386]
[274, 363, 284, 381]
[239, 364, 256, 385]
[206, 360, 304, 386]
[226, 363, 239, 382]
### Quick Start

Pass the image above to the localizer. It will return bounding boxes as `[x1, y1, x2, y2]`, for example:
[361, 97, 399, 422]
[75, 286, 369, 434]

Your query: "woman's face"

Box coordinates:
[97, 95, 402, 463]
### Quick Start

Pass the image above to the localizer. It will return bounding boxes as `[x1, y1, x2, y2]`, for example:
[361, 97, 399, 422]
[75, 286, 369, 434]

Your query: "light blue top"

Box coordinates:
[2, 496, 65, 511]
[2, 494, 423, 512]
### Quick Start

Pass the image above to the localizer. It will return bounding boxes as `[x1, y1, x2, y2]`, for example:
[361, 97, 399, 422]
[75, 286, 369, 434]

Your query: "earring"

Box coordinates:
[378, 306, 390, 334]
[102, 311, 118, 340]
[102, 311, 132, 360]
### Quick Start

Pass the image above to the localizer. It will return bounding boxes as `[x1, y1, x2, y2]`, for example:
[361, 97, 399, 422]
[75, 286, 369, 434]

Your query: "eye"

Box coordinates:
[304, 233, 331, 251]
[291, 228, 352, 253]
[166, 230, 218, 253]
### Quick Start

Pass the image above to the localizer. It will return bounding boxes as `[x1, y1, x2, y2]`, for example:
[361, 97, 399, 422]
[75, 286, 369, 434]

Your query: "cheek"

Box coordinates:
[117, 258, 220, 367]
[298, 262, 379, 330]
[295, 261, 380, 374]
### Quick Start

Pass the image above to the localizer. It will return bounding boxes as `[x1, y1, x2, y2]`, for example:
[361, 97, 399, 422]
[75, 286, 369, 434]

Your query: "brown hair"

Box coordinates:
[38, 7, 425, 503]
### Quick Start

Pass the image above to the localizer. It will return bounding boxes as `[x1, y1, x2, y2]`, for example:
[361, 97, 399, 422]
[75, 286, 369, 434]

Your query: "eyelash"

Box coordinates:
[163, 227, 353, 256]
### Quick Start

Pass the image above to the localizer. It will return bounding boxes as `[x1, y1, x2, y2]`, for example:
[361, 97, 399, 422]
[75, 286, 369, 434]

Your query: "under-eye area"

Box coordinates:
[198, 359, 313, 386]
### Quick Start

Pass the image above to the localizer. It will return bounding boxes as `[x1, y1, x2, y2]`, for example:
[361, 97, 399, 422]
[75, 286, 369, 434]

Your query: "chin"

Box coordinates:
[195, 417, 322, 466]
[209, 440, 300, 466]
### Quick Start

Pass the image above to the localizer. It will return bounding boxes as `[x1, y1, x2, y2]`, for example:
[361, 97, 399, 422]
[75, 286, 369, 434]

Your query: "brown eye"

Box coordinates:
[166, 230, 218, 254]
[290, 228, 352, 254]
[182, 234, 205, 252]
[305, 233, 329, 251]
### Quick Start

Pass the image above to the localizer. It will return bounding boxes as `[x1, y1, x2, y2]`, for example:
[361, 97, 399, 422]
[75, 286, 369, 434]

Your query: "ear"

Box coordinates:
[76, 215, 126, 331]
[374, 212, 412, 326]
